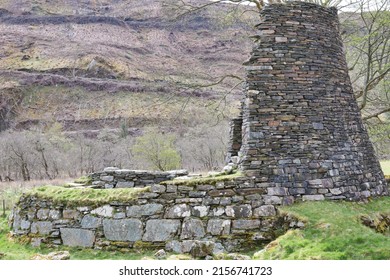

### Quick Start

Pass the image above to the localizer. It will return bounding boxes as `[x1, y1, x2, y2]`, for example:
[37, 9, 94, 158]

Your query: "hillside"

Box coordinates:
[0, 0, 258, 134]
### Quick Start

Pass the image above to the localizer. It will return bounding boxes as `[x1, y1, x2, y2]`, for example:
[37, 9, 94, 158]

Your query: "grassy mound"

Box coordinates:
[254, 197, 390, 260]
[24, 185, 149, 207]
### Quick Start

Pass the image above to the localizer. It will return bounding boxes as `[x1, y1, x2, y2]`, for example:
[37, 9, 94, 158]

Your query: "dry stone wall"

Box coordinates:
[90, 167, 188, 188]
[228, 2, 388, 201]
[10, 177, 303, 254]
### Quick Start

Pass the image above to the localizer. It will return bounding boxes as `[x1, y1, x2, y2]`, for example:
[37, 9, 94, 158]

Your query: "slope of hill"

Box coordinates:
[0, 0, 258, 133]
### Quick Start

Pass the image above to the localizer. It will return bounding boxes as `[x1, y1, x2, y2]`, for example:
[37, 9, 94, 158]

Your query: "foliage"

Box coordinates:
[254, 197, 390, 260]
[24, 186, 149, 207]
[132, 128, 182, 171]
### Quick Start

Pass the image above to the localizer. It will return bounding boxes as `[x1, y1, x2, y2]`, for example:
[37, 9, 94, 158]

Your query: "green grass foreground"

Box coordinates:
[254, 197, 390, 260]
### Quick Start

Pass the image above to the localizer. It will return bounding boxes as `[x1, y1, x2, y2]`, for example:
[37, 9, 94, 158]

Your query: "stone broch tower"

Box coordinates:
[229, 2, 388, 200]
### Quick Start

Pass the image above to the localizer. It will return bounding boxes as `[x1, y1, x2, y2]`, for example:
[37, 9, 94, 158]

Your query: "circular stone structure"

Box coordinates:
[229, 2, 388, 200]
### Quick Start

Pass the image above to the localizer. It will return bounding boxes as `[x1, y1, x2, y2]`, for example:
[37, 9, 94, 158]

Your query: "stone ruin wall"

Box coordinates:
[90, 167, 189, 188]
[228, 2, 388, 201]
[10, 177, 302, 254]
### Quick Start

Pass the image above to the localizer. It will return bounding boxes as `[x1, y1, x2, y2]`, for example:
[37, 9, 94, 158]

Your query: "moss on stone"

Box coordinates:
[24, 186, 149, 207]
[161, 172, 244, 186]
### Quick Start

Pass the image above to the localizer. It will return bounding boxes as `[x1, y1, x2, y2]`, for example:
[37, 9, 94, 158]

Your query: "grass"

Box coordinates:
[0, 179, 70, 212]
[24, 185, 149, 207]
[254, 197, 390, 260]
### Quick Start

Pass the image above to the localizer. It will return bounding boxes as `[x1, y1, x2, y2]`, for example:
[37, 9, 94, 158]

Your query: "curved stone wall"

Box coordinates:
[10, 178, 302, 253]
[236, 2, 387, 200]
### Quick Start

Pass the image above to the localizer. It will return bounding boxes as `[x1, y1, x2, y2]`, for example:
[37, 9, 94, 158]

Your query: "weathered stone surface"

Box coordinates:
[192, 206, 209, 217]
[126, 204, 163, 217]
[207, 219, 231, 235]
[116, 181, 135, 188]
[37, 209, 49, 220]
[208, 189, 236, 197]
[20, 219, 31, 230]
[151, 184, 166, 193]
[253, 205, 276, 217]
[180, 218, 205, 239]
[165, 240, 182, 253]
[143, 219, 180, 241]
[101, 175, 114, 182]
[31, 221, 52, 235]
[103, 219, 142, 241]
[91, 205, 114, 217]
[32, 251, 71, 260]
[190, 241, 215, 258]
[165, 204, 191, 218]
[232, 219, 260, 230]
[49, 210, 61, 220]
[60, 228, 95, 247]
[225, 205, 252, 218]
[302, 195, 325, 201]
[63, 209, 80, 219]
[81, 215, 102, 229]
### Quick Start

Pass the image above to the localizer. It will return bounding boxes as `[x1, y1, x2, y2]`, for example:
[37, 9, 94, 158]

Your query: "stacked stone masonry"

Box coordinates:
[10, 178, 303, 253]
[229, 1, 388, 200]
[91, 167, 189, 188]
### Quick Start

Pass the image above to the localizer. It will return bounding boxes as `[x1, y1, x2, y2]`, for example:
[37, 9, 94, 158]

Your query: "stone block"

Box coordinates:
[165, 240, 182, 254]
[225, 204, 252, 218]
[126, 204, 163, 217]
[165, 204, 191, 218]
[20, 219, 31, 230]
[180, 218, 205, 239]
[267, 187, 288, 196]
[81, 215, 102, 229]
[31, 221, 53, 235]
[302, 195, 325, 201]
[100, 175, 114, 182]
[192, 206, 209, 217]
[208, 189, 236, 197]
[232, 219, 260, 230]
[143, 219, 181, 241]
[207, 219, 231, 235]
[49, 210, 61, 220]
[37, 209, 50, 220]
[103, 218, 142, 241]
[263, 195, 282, 205]
[60, 228, 95, 247]
[91, 205, 114, 217]
[116, 181, 135, 188]
[253, 205, 276, 217]
[190, 241, 215, 258]
[63, 209, 80, 219]
[151, 184, 166, 193]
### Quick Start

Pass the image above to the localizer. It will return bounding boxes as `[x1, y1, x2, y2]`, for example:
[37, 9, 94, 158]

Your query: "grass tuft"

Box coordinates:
[254, 197, 390, 260]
